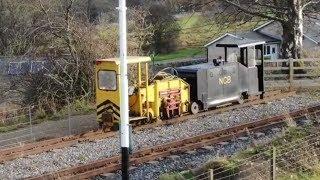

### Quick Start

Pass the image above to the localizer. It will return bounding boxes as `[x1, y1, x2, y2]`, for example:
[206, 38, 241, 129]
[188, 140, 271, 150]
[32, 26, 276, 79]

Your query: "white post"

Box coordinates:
[210, 169, 214, 180]
[118, 0, 130, 179]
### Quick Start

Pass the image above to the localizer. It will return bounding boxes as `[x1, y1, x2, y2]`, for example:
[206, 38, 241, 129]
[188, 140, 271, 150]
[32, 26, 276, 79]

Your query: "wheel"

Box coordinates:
[99, 121, 112, 132]
[238, 94, 244, 104]
[146, 112, 153, 124]
[190, 102, 200, 115]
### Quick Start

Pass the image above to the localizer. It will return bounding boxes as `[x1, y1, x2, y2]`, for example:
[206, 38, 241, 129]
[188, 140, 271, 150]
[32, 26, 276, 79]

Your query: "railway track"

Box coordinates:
[26, 104, 320, 180]
[0, 90, 294, 163]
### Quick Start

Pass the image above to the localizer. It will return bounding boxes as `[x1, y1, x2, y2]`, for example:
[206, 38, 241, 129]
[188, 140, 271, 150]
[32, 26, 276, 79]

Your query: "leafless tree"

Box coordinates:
[128, 7, 154, 55]
[219, 0, 320, 59]
[19, 0, 153, 113]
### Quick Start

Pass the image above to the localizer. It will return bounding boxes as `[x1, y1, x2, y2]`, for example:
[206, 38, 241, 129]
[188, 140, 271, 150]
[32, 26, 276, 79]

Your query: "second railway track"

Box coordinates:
[26, 104, 320, 180]
[0, 90, 295, 163]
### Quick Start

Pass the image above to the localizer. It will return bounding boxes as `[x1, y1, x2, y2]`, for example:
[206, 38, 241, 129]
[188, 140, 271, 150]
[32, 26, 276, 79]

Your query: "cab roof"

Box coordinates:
[97, 56, 151, 64]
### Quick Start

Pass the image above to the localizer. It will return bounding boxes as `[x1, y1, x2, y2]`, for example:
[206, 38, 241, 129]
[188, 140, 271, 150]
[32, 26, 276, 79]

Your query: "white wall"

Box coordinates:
[247, 46, 256, 67]
[207, 35, 240, 61]
[207, 45, 239, 62]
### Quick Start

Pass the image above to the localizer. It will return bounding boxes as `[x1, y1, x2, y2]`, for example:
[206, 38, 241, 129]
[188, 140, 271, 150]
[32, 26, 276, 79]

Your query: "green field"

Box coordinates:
[155, 13, 263, 61]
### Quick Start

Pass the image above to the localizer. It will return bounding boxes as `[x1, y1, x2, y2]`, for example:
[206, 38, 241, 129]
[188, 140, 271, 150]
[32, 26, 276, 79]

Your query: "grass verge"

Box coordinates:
[160, 126, 320, 180]
[0, 100, 95, 134]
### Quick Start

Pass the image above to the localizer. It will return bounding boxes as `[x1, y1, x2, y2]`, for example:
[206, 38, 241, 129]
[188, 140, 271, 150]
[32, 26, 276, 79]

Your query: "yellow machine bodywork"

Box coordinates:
[95, 56, 190, 129]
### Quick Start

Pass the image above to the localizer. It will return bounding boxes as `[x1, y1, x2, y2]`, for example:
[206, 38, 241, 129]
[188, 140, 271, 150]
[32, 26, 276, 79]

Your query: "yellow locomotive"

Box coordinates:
[95, 56, 190, 130]
[95, 43, 266, 130]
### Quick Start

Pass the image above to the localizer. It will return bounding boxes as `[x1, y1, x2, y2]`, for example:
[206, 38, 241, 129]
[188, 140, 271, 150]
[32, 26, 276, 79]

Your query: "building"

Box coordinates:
[0, 57, 46, 76]
[205, 20, 320, 61]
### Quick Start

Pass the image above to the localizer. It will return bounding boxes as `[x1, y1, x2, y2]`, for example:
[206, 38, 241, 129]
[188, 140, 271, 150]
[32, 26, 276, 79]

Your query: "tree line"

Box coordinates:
[0, 0, 181, 113]
[1, 0, 319, 114]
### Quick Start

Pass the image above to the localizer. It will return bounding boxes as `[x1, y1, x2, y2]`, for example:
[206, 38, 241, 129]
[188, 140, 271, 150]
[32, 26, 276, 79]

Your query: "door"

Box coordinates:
[270, 44, 278, 60]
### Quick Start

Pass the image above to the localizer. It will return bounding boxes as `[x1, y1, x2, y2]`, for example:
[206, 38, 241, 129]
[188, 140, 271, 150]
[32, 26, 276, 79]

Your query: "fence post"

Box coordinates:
[209, 169, 214, 180]
[270, 146, 276, 180]
[28, 106, 34, 141]
[68, 99, 72, 135]
[289, 58, 294, 89]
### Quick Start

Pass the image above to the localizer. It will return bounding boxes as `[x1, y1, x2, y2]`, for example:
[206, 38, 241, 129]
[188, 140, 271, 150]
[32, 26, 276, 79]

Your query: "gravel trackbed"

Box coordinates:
[0, 93, 319, 179]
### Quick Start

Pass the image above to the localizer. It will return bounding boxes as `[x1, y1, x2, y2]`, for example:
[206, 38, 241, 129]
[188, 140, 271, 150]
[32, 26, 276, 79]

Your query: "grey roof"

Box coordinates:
[305, 19, 320, 43]
[254, 19, 320, 44]
[206, 19, 319, 48]
[215, 34, 265, 48]
[235, 31, 281, 43]
[205, 31, 280, 48]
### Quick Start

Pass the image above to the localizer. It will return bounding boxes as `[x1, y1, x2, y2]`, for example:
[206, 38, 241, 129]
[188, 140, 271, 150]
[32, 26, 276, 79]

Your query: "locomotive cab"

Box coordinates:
[95, 57, 150, 130]
[176, 41, 265, 113]
[95, 57, 190, 130]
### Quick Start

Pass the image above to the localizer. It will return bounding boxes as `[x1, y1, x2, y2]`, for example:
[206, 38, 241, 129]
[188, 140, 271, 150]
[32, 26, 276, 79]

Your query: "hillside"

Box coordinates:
[154, 13, 264, 61]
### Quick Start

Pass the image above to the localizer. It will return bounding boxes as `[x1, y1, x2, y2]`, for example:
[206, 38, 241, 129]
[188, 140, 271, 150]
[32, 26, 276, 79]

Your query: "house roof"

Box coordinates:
[215, 36, 265, 48]
[254, 20, 320, 44]
[253, 21, 274, 31]
[204, 33, 238, 47]
[205, 31, 280, 48]
[236, 31, 281, 43]
[305, 19, 320, 44]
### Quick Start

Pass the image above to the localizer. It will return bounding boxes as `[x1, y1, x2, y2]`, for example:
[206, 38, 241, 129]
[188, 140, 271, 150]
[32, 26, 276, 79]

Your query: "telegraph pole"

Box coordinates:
[118, 0, 130, 179]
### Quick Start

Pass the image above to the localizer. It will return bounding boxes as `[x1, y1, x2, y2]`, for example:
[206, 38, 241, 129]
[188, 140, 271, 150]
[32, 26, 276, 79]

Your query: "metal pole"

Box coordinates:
[68, 100, 71, 135]
[118, 0, 130, 179]
[270, 146, 276, 180]
[210, 169, 214, 180]
[289, 58, 294, 90]
[28, 106, 34, 141]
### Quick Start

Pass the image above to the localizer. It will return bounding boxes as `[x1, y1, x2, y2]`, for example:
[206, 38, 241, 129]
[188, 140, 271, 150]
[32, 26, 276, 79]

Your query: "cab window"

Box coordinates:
[98, 70, 117, 91]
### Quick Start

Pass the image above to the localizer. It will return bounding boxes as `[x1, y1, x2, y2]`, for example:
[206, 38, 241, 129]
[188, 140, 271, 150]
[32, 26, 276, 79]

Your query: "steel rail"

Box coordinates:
[0, 90, 295, 163]
[25, 103, 320, 180]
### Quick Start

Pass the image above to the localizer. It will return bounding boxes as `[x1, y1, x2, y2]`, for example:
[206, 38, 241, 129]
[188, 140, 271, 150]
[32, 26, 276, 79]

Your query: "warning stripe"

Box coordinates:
[97, 105, 120, 117]
[97, 100, 120, 110]
[97, 100, 121, 121]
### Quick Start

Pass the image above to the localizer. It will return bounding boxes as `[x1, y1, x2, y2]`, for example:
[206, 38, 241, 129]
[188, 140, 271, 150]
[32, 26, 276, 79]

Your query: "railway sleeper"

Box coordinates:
[25, 104, 320, 180]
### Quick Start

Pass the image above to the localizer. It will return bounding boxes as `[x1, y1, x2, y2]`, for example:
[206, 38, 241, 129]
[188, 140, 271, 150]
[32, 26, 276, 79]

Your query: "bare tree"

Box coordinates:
[19, 0, 153, 113]
[220, 0, 320, 59]
[128, 7, 154, 55]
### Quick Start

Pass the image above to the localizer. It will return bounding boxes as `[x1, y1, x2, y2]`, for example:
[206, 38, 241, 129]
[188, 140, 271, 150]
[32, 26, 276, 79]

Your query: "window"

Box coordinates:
[267, 46, 270, 55]
[98, 70, 117, 91]
[264, 45, 271, 55]
[272, 47, 276, 54]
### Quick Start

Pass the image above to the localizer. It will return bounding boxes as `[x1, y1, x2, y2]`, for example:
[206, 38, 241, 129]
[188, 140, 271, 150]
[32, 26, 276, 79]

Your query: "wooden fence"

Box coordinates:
[263, 58, 320, 89]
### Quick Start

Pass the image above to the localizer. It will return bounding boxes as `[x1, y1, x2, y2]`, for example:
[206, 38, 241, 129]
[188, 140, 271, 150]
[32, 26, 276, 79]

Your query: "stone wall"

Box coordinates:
[152, 57, 207, 73]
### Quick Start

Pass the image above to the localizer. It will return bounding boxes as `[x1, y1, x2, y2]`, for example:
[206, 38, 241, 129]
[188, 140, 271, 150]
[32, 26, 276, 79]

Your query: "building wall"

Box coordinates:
[207, 41, 278, 62]
[263, 43, 281, 60]
[258, 22, 320, 56]
[207, 35, 240, 61]
[247, 46, 256, 67]
[207, 44, 239, 62]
